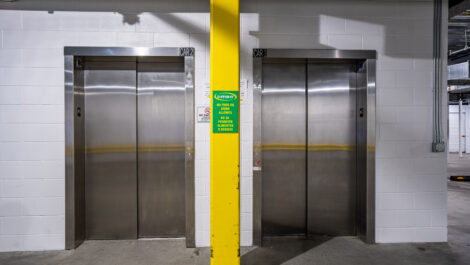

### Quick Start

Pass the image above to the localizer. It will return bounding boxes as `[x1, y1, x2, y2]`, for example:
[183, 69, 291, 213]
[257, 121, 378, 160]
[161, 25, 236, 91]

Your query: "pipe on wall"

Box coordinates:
[432, 0, 447, 152]
[459, 98, 463, 157]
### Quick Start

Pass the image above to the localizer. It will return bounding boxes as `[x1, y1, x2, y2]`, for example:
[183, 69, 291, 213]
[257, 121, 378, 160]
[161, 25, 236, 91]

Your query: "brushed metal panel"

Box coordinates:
[253, 49, 376, 245]
[356, 62, 368, 240]
[84, 61, 137, 239]
[72, 58, 86, 246]
[65, 55, 86, 249]
[65, 48, 196, 248]
[64, 47, 181, 57]
[264, 49, 376, 60]
[366, 60, 376, 243]
[65, 55, 75, 249]
[261, 62, 307, 236]
[307, 63, 356, 236]
[252, 57, 263, 245]
[183, 55, 196, 247]
[137, 62, 186, 237]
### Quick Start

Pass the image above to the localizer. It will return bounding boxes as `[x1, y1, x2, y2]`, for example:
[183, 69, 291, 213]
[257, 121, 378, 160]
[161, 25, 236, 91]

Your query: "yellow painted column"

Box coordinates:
[210, 0, 240, 264]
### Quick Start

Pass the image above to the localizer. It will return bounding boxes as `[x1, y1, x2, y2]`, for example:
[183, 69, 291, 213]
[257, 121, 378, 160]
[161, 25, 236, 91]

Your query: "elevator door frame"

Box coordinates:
[252, 49, 376, 245]
[64, 47, 196, 249]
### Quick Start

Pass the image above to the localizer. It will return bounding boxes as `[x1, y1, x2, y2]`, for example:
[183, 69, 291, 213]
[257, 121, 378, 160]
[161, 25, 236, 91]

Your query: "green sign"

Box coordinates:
[212, 91, 239, 133]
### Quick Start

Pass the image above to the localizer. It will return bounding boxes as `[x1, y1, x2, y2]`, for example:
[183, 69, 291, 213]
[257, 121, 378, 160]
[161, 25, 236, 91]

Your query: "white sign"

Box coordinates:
[204, 83, 210, 98]
[197, 106, 210, 123]
[240, 79, 248, 101]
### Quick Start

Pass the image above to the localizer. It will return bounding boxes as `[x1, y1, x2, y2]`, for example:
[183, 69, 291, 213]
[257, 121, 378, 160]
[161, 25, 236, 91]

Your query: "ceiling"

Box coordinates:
[449, 0, 470, 63]
[447, 1, 470, 94]
[449, 12, 470, 53]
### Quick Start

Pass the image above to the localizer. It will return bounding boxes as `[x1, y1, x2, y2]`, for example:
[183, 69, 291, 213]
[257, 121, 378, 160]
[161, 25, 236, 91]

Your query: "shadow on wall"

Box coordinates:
[0, 0, 434, 59]
[249, 0, 433, 59]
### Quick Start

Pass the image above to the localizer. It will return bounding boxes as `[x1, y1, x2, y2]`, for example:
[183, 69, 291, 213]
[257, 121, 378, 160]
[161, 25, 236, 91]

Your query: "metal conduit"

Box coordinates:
[432, 0, 446, 152]
[459, 98, 463, 158]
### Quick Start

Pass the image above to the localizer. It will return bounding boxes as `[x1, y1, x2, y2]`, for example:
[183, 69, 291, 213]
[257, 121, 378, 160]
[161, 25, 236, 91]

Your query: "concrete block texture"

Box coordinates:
[0, 0, 447, 251]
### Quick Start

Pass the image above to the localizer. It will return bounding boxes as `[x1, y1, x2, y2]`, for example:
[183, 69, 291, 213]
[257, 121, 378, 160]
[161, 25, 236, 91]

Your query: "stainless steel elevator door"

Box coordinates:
[307, 63, 356, 236]
[137, 61, 186, 237]
[84, 61, 138, 239]
[261, 61, 307, 236]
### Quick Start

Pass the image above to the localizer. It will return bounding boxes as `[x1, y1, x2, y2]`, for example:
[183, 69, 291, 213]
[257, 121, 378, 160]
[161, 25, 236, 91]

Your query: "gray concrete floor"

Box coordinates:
[448, 153, 470, 177]
[1, 235, 467, 265]
[0, 154, 469, 265]
[447, 153, 470, 265]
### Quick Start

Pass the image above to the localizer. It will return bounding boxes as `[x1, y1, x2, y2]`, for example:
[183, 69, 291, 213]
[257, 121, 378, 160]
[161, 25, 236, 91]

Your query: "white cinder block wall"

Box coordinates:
[0, 0, 447, 251]
[449, 105, 470, 152]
